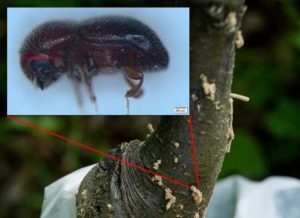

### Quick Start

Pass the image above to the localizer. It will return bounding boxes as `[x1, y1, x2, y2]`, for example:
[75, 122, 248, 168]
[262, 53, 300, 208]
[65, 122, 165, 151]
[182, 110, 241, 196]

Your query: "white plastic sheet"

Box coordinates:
[206, 176, 300, 218]
[41, 165, 95, 218]
[41, 166, 300, 218]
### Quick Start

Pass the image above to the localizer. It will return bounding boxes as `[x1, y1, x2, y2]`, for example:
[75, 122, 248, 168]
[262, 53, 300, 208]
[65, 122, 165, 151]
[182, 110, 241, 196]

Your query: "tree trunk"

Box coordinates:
[76, 1, 246, 217]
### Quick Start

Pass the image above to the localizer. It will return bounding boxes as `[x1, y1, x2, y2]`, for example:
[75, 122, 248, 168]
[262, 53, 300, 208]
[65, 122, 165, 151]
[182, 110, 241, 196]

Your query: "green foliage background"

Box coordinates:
[1, 0, 300, 217]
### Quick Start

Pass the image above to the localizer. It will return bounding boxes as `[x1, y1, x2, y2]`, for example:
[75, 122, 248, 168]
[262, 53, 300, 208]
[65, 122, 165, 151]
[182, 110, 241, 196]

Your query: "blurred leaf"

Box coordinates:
[4, 118, 32, 132]
[35, 117, 62, 131]
[220, 131, 268, 178]
[289, 31, 300, 51]
[5, 117, 63, 138]
[24, 191, 43, 211]
[270, 141, 300, 163]
[281, 0, 300, 28]
[234, 64, 280, 109]
[265, 99, 300, 140]
[32, 160, 56, 185]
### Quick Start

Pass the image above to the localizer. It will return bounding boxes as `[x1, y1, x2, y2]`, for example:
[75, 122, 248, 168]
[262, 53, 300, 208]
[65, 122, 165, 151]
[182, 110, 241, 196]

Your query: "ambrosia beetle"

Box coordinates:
[20, 16, 169, 113]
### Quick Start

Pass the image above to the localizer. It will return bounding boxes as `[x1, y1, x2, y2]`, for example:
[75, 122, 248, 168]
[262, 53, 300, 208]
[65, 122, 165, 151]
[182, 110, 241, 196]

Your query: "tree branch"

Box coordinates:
[76, 1, 246, 217]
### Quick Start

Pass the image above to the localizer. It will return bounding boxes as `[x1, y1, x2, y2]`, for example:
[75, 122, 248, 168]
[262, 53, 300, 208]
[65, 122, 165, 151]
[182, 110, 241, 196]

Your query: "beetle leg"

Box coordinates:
[70, 78, 84, 114]
[71, 78, 82, 105]
[122, 66, 144, 98]
[83, 73, 99, 113]
[86, 55, 98, 72]
[67, 64, 85, 113]
[85, 76, 96, 101]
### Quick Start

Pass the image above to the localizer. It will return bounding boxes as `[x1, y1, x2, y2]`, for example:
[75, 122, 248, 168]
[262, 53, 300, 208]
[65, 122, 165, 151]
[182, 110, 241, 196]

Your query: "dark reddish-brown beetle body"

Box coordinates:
[20, 16, 169, 111]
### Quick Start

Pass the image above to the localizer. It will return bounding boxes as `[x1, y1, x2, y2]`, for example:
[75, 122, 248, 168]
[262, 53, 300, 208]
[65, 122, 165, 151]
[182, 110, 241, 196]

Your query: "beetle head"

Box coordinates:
[21, 54, 64, 90]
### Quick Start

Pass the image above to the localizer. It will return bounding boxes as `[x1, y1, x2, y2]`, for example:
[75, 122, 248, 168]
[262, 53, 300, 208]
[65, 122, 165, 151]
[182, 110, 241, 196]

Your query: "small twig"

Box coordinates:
[230, 93, 250, 102]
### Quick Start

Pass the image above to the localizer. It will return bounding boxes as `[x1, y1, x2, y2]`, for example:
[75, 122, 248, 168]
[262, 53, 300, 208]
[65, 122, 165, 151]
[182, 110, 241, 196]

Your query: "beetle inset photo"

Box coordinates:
[8, 8, 189, 115]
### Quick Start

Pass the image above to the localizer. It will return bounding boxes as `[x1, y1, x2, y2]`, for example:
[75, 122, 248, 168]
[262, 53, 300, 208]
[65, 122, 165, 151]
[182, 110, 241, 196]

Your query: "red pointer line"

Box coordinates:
[7, 116, 190, 189]
[189, 116, 200, 189]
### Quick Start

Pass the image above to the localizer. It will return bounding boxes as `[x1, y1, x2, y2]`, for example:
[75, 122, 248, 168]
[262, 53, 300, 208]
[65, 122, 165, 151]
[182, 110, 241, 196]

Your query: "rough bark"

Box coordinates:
[76, 1, 246, 217]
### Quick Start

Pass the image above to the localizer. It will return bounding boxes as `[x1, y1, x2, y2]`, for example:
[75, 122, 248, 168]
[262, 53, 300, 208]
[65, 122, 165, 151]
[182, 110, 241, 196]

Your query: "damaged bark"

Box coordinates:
[77, 0, 246, 217]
